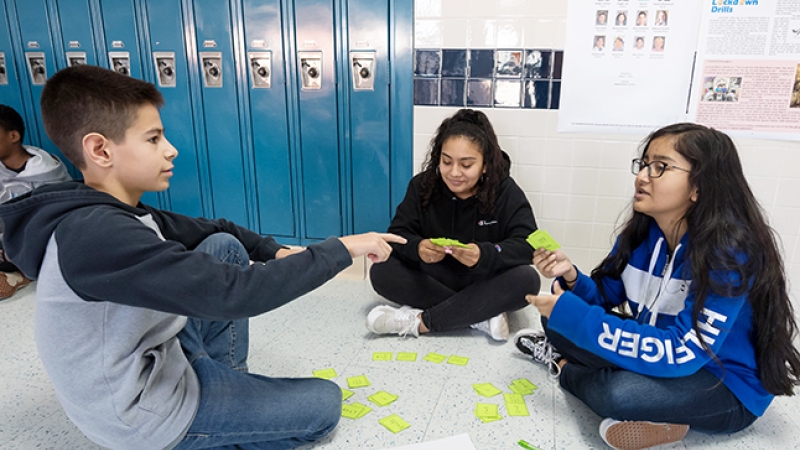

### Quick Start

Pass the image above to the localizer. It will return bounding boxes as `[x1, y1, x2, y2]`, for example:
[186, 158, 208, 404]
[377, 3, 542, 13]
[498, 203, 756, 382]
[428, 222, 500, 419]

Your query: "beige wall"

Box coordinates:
[413, 0, 800, 308]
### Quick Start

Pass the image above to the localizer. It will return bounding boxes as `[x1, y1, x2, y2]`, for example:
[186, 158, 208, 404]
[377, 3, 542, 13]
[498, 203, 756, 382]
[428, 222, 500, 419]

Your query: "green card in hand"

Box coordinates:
[430, 237, 470, 248]
[526, 229, 560, 251]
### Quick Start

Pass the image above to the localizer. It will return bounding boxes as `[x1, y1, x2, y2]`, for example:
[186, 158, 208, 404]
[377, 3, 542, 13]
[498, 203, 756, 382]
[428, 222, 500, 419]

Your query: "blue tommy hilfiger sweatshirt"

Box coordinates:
[548, 220, 771, 417]
[0, 182, 353, 449]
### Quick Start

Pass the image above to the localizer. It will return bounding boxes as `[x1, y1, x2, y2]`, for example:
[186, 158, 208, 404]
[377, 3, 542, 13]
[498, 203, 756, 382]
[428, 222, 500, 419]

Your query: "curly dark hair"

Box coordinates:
[591, 122, 800, 396]
[419, 109, 508, 214]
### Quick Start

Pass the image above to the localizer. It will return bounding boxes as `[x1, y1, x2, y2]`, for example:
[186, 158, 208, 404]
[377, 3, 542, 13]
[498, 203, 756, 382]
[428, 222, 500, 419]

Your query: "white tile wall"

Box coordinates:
[412, 2, 800, 310]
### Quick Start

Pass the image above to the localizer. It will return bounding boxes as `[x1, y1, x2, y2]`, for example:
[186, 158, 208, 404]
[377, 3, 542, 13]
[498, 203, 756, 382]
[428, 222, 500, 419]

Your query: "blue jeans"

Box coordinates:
[543, 317, 757, 434]
[174, 233, 341, 449]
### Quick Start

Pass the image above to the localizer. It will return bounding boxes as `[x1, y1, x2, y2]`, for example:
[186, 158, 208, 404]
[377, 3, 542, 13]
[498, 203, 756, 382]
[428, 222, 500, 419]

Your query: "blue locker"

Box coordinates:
[5, 0, 67, 166]
[97, 0, 142, 77]
[293, 0, 342, 240]
[191, 0, 250, 227]
[51, 0, 99, 69]
[389, 0, 414, 214]
[143, 0, 206, 218]
[0, 1, 29, 145]
[241, 0, 296, 238]
[346, 0, 391, 234]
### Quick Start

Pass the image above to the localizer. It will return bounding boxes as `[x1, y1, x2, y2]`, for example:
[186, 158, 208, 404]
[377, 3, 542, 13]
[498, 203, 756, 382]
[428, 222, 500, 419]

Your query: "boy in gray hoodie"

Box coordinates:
[0, 104, 71, 298]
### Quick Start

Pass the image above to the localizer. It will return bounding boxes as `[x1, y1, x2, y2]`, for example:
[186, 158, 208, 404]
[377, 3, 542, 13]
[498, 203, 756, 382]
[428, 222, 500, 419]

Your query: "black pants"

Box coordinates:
[369, 255, 540, 332]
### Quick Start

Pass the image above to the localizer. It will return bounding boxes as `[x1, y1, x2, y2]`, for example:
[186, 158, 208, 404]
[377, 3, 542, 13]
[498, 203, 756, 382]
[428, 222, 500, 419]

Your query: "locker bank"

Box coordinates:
[0, 0, 413, 244]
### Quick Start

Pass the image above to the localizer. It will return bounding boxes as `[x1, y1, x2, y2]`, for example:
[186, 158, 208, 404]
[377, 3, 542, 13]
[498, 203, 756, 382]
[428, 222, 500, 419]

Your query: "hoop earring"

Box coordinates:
[436, 166, 440, 175]
[480, 174, 487, 183]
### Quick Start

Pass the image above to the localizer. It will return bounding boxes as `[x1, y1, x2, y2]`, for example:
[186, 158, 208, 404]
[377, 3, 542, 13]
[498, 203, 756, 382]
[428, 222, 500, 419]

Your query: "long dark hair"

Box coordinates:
[591, 122, 800, 396]
[419, 109, 508, 214]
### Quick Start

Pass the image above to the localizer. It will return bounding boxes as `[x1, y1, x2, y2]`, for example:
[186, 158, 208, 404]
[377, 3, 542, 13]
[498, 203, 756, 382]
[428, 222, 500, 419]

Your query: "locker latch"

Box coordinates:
[298, 51, 322, 90]
[25, 52, 47, 85]
[153, 52, 176, 88]
[0, 53, 7, 85]
[200, 52, 223, 88]
[66, 52, 86, 67]
[351, 51, 375, 91]
[248, 52, 271, 89]
[109, 52, 131, 76]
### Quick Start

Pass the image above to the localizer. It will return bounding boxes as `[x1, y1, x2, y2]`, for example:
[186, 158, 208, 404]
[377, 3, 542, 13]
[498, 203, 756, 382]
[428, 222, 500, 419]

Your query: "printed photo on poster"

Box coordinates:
[701, 76, 741, 102]
[791, 64, 800, 108]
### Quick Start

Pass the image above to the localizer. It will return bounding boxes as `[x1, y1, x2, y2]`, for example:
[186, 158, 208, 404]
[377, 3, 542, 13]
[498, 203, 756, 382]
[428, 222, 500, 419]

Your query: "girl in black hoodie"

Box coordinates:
[367, 109, 541, 341]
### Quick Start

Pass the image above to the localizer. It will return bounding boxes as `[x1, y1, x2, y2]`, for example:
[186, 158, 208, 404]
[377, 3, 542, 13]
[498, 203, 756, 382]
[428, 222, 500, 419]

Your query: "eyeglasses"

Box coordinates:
[631, 158, 690, 178]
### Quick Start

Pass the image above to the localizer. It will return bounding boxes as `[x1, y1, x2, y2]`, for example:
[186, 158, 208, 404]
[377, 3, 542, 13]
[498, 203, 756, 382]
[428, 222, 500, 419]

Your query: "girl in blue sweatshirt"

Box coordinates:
[516, 123, 800, 449]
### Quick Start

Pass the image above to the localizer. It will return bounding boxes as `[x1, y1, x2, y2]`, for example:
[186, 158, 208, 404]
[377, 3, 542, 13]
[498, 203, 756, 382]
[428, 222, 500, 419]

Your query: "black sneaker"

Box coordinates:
[514, 328, 562, 377]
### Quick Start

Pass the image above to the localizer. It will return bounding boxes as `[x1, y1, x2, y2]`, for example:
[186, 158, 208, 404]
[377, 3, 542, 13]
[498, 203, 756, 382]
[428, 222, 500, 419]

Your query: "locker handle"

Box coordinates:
[360, 67, 370, 78]
[257, 66, 269, 77]
[0, 67, 5, 75]
[308, 67, 319, 78]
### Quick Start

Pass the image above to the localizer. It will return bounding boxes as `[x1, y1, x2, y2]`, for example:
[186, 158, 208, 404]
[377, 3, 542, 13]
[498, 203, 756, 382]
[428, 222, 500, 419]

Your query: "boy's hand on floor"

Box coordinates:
[339, 233, 406, 263]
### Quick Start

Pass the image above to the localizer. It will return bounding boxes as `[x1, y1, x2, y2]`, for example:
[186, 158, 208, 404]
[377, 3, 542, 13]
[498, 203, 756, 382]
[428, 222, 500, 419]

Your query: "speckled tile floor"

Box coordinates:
[2, 270, 800, 449]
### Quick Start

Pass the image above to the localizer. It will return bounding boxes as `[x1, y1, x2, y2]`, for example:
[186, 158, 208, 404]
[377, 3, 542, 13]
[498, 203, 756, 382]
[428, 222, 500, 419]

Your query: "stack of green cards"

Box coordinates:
[346, 375, 371, 389]
[526, 229, 560, 251]
[341, 402, 373, 419]
[503, 393, 530, 416]
[472, 382, 502, 398]
[368, 390, 399, 407]
[430, 237, 470, 248]
[474, 403, 502, 423]
[378, 414, 411, 433]
[509, 378, 538, 396]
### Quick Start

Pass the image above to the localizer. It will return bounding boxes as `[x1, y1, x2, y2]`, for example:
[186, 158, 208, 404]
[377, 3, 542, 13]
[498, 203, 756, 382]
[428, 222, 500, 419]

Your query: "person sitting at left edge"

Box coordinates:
[0, 104, 71, 299]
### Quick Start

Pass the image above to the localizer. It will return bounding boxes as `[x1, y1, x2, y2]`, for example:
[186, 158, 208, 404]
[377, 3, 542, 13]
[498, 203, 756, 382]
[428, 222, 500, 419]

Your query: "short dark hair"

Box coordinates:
[40, 65, 164, 169]
[0, 104, 25, 142]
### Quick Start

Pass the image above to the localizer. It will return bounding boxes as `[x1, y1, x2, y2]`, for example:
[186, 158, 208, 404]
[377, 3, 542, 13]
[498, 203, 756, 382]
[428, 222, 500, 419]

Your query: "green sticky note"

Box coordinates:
[312, 368, 337, 379]
[347, 375, 371, 389]
[430, 237, 470, 248]
[396, 352, 418, 362]
[446, 355, 469, 366]
[472, 383, 503, 398]
[342, 402, 372, 419]
[368, 390, 399, 407]
[341, 389, 355, 401]
[526, 229, 560, 251]
[504, 393, 530, 416]
[372, 352, 393, 361]
[423, 352, 447, 364]
[379, 414, 411, 434]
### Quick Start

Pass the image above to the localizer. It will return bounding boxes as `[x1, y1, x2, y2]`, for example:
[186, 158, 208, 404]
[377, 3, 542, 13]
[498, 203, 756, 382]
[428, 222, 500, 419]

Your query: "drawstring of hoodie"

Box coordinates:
[637, 237, 680, 326]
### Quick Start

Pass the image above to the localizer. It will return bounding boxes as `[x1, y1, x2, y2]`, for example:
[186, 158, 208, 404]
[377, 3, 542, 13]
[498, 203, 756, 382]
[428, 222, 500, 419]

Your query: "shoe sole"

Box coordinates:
[602, 420, 689, 450]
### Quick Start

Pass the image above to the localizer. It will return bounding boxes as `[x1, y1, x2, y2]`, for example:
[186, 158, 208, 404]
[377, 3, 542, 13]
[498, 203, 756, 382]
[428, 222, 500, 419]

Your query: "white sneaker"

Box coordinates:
[599, 418, 689, 450]
[366, 305, 422, 337]
[470, 312, 509, 341]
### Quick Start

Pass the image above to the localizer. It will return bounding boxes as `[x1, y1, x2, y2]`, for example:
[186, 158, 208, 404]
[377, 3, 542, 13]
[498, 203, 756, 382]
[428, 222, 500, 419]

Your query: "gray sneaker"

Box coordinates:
[513, 328, 562, 377]
[366, 305, 422, 337]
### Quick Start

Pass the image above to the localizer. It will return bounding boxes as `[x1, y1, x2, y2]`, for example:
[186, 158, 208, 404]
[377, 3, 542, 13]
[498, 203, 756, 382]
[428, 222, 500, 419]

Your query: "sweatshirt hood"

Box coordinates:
[0, 181, 141, 279]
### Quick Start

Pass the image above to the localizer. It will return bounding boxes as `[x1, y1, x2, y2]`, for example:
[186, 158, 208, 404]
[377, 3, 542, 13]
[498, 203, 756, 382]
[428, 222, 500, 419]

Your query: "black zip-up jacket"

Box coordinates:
[388, 152, 536, 278]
